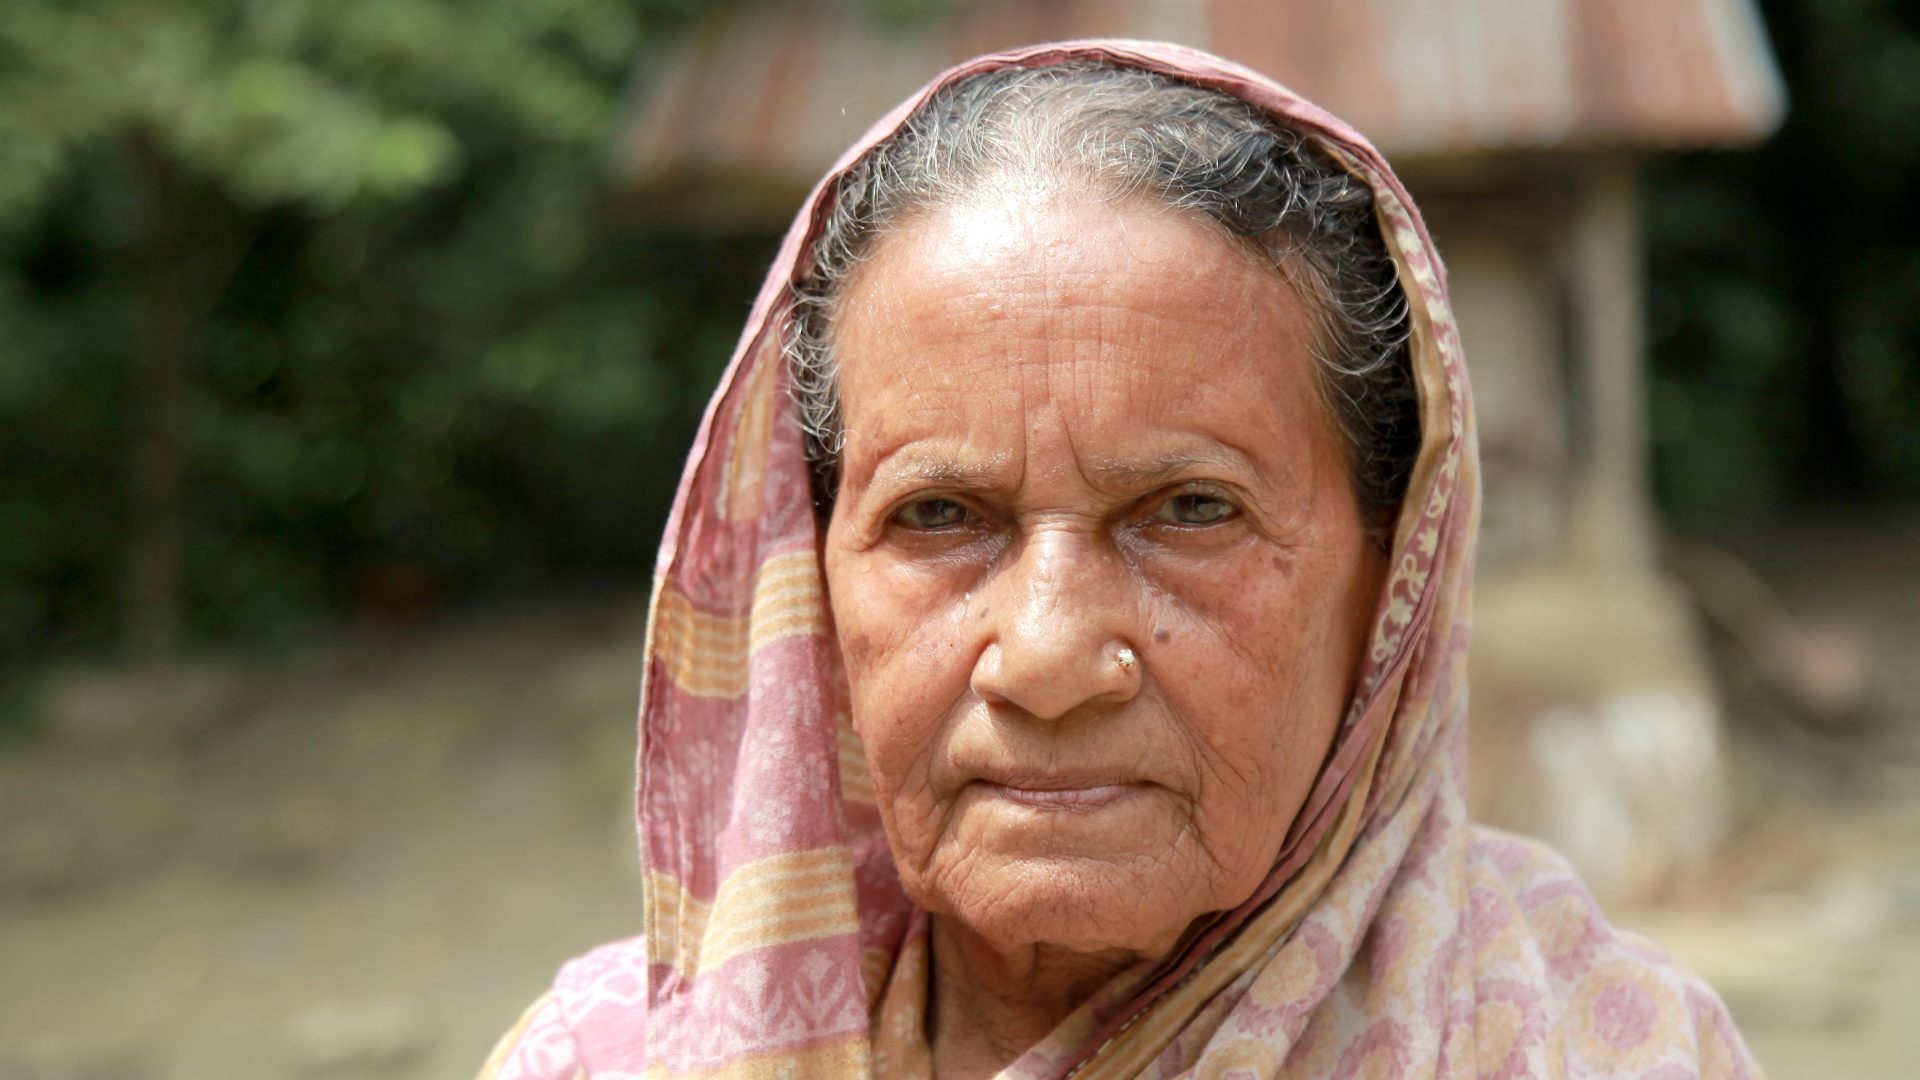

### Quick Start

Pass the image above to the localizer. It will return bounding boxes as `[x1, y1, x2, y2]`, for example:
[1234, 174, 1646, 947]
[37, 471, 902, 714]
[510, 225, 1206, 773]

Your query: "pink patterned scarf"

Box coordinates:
[480, 40, 1757, 1080]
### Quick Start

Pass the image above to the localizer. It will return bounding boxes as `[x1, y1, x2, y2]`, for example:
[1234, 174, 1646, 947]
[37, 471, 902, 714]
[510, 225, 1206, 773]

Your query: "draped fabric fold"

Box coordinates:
[481, 39, 1757, 1080]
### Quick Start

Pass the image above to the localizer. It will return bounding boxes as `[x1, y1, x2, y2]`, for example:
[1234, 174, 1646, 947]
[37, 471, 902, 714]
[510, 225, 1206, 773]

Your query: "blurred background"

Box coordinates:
[0, 1, 1914, 1077]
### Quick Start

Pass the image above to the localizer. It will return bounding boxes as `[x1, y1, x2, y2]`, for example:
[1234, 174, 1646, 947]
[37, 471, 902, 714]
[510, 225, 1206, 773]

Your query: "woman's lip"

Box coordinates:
[974, 781, 1142, 810]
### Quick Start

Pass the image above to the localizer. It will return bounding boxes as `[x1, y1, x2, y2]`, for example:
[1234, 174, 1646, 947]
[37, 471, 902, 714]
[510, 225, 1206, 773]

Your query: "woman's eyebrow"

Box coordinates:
[874, 455, 1011, 491]
[1088, 448, 1255, 488]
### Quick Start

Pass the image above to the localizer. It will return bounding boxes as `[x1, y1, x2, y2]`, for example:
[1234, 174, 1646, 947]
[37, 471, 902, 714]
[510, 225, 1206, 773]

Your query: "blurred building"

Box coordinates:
[617, 0, 1786, 899]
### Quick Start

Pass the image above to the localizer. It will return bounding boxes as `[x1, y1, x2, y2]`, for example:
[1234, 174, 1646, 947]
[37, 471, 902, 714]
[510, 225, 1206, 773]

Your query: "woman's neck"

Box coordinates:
[925, 917, 1142, 1080]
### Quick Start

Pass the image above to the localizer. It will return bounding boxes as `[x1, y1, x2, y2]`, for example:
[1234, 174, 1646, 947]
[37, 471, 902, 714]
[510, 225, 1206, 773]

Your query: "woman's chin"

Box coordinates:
[915, 793, 1207, 958]
[928, 864, 1194, 959]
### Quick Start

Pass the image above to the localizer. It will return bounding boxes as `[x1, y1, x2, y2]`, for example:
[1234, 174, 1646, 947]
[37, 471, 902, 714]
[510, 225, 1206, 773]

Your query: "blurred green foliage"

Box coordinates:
[1, 0, 1913, 690]
[0, 0, 774, 671]
[1645, 0, 1920, 520]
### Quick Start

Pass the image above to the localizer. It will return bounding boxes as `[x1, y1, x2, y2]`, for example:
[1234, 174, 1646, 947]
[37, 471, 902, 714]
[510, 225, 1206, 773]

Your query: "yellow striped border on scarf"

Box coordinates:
[649, 846, 861, 980]
[651, 551, 827, 699]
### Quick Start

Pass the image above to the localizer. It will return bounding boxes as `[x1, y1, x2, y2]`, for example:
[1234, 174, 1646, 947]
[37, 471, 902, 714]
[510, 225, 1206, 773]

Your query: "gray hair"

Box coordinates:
[785, 60, 1418, 533]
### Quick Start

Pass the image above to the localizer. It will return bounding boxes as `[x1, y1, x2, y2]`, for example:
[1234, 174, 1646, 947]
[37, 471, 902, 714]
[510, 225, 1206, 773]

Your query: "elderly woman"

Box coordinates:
[480, 41, 1754, 1080]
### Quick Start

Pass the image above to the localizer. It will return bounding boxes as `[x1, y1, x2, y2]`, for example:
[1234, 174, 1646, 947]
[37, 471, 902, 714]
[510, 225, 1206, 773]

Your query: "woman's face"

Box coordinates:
[822, 190, 1387, 960]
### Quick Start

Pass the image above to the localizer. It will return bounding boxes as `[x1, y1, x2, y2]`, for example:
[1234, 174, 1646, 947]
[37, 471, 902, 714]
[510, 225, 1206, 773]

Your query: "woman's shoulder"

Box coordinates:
[1461, 825, 1757, 1077]
[1463, 825, 1682, 973]
[474, 936, 650, 1080]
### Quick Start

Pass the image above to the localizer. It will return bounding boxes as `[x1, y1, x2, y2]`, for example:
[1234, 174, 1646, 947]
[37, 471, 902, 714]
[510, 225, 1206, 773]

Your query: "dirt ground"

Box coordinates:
[1, 515, 1915, 1079]
[1612, 513, 1920, 1079]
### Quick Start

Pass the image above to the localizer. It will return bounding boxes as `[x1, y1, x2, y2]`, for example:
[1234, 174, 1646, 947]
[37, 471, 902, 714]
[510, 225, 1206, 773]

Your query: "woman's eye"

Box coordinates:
[1154, 493, 1236, 526]
[894, 498, 970, 530]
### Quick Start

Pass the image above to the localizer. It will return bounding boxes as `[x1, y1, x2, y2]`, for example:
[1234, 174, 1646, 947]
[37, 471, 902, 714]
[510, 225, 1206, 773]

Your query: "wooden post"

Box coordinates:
[1564, 158, 1653, 574]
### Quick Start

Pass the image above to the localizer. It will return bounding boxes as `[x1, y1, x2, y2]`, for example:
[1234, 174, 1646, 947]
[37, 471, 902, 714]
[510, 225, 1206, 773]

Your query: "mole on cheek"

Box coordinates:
[839, 630, 875, 660]
[1154, 628, 1171, 644]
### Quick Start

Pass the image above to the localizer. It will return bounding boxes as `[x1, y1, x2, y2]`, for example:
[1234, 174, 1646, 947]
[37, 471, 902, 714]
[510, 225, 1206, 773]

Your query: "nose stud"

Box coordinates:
[1115, 647, 1138, 671]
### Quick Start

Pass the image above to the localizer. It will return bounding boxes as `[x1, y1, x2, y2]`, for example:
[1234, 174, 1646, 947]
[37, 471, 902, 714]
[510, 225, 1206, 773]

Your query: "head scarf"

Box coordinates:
[480, 40, 1757, 1080]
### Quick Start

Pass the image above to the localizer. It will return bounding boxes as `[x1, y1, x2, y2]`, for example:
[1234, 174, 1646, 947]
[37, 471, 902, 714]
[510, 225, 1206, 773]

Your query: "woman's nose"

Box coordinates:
[969, 527, 1142, 720]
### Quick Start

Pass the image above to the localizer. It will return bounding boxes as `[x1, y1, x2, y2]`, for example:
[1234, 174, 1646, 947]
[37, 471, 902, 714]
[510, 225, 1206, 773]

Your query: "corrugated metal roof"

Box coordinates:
[619, 0, 1785, 189]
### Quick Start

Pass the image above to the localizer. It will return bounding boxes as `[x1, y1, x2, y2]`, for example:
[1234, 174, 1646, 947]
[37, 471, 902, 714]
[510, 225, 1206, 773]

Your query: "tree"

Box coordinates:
[0, 0, 714, 665]
[1645, 0, 1920, 518]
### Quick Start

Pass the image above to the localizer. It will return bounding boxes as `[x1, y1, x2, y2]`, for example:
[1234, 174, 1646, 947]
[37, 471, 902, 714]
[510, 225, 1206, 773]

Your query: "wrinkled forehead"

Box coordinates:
[827, 191, 1340, 474]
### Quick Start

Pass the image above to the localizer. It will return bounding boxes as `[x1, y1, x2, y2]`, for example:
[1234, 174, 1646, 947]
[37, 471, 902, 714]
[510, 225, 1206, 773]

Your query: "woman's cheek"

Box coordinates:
[1145, 552, 1335, 775]
[837, 568, 972, 803]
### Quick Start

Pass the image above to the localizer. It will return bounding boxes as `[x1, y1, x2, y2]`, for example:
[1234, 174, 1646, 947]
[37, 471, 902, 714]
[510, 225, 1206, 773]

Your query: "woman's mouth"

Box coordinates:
[973, 779, 1143, 811]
